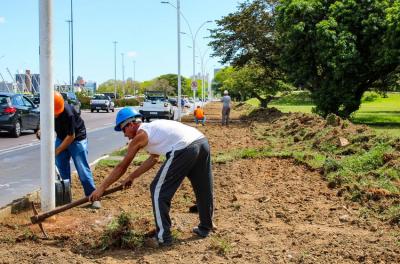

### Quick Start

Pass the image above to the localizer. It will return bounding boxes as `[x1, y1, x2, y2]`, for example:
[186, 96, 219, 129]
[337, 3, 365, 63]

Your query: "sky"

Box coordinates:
[0, 0, 241, 85]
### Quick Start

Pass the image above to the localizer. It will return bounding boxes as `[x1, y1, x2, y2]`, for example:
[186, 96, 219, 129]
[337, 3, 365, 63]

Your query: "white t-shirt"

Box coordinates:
[138, 120, 205, 155]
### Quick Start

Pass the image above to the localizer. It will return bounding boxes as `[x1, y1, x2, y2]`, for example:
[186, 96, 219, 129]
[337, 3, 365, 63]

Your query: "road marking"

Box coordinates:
[0, 142, 40, 155]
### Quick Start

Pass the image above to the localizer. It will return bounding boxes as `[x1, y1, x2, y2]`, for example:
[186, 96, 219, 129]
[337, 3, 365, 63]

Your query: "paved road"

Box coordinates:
[0, 105, 197, 208]
[0, 109, 128, 208]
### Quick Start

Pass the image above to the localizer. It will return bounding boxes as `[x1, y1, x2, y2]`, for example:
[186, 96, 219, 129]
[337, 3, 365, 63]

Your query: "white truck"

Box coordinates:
[139, 91, 174, 122]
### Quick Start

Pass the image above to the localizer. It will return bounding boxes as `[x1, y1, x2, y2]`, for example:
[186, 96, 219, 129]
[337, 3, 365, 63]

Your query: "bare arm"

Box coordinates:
[122, 154, 159, 187]
[89, 130, 148, 201]
[55, 134, 75, 156]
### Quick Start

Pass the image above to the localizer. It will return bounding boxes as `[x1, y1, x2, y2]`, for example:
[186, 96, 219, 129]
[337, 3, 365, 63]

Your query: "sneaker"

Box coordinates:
[91, 201, 101, 209]
[144, 237, 172, 248]
[192, 227, 209, 238]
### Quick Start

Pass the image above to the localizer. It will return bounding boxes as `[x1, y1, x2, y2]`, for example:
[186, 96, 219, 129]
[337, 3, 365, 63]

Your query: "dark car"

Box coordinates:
[0, 92, 40, 137]
[61, 92, 81, 115]
[168, 98, 178, 106]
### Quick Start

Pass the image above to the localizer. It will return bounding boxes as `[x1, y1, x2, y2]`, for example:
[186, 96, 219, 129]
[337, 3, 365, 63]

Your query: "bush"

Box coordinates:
[361, 92, 380, 103]
[114, 98, 140, 107]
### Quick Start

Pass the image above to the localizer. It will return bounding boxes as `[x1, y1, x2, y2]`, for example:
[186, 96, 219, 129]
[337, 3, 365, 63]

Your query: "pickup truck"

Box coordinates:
[139, 91, 174, 122]
[90, 94, 115, 113]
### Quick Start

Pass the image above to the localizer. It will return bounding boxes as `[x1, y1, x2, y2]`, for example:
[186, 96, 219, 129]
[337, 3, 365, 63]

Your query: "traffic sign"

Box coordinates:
[191, 81, 198, 91]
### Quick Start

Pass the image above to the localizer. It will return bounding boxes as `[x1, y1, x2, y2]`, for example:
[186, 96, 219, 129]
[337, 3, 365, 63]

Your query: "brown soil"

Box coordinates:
[0, 103, 399, 263]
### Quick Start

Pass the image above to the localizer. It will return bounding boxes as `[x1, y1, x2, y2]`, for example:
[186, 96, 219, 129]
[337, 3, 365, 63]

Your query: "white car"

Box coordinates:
[90, 94, 115, 113]
[123, 95, 135, 100]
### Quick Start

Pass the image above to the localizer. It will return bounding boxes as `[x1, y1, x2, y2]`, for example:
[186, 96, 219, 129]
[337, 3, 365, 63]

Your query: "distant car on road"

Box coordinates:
[0, 92, 40, 137]
[61, 92, 81, 115]
[90, 94, 115, 113]
[123, 95, 135, 100]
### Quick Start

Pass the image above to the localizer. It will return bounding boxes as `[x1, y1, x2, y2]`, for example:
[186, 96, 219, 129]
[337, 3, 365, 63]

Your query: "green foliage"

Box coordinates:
[271, 91, 313, 105]
[209, 236, 232, 256]
[276, 0, 400, 118]
[209, 0, 290, 106]
[113, 98, 140, 107]
[97, 158, 120, 168]
[100, 211, 145, 250]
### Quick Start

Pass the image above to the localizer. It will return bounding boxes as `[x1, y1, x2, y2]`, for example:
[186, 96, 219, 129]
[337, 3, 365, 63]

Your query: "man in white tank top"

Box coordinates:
[89, 107, 214, 247]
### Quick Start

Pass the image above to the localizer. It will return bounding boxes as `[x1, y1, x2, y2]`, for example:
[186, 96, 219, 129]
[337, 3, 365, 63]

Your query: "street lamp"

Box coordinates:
[70, 0, 74, 91]
[133, 60, 136, 96]
[121, 53, 125, 96]
[161, 0, 182, 121]
[66, 20, 72, 91]
[161, 1, 212, 106]
[113, 41, 118, 99]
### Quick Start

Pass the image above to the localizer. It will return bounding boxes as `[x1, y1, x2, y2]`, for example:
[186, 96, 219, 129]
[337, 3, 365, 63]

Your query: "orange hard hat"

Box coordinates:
[54, 91, 65, 115]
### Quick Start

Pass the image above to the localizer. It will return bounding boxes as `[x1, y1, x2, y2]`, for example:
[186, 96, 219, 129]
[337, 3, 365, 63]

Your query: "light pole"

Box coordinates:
[121, 53, 125, 96]
[66, 20, 72, 91]
[70, 0, 74, 91]
[161, 1, 211, 105]
[113, 41, 117, 99]
[133, 60, 136, 96]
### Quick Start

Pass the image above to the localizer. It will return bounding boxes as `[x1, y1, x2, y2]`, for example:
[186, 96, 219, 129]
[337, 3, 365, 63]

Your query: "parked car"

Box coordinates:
[0, 92, 40, 137]
[123, 95, 135, 100]
[90, 94, 115, 113]
[61, 92, 81, 115]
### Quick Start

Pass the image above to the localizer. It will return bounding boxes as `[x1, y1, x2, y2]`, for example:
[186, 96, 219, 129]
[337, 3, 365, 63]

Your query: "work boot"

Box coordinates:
[192, 227, 209, 238]
[91, 201, 101, 209]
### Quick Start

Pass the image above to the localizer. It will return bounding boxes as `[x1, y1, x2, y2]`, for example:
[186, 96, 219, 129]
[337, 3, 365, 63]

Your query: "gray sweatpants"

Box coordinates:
[150, 138, 214, 243]
[222, 106, 231, 126]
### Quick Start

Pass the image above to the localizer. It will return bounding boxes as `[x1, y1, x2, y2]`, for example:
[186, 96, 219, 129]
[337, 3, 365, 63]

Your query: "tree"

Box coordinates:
[209, 0, 286, 107]
[147, 79, 175, 95]
[214, 65, 291, 106]
[157, 74, 190, 96]
[276, 0, 400, 117]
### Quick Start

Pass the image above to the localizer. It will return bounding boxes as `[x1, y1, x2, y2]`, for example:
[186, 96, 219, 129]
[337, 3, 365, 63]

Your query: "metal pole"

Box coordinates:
[113, 41, 117, 99]
[121, 53, 125, 96]
[177, 0, 181, 121]
[133, 60, 136, 97]
[39, 0, 55, 212]
[192, 38, 195, 104]
[66, 20, 72, 91]
[70, 0, 74, 92]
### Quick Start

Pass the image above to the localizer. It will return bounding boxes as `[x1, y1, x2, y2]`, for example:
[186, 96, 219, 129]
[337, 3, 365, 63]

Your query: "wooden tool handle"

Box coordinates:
[31, 185, 124, 224]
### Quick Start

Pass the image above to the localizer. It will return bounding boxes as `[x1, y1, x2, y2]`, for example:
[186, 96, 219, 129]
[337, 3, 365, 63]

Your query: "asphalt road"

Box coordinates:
[0, 109, 128, 208]
[0, 105, 196, 208]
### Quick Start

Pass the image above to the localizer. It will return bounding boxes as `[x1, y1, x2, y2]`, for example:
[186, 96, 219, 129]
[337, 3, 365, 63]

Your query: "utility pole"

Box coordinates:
[133, 60, 136, 97]
[113, 41, 117, 99]
[177, 0, 182, 121]
[39, 0, 56, 212]
[121, 53, 125, 96]
[66, 20, 72, 91]
[70, 0, 74, 92]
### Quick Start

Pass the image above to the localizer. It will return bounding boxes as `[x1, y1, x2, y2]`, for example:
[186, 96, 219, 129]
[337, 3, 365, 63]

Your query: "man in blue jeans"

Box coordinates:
[53, 91, 100, 209]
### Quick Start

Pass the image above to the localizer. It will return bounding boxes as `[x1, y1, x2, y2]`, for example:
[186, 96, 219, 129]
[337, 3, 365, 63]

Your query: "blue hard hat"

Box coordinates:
[114, 107, 141, 131]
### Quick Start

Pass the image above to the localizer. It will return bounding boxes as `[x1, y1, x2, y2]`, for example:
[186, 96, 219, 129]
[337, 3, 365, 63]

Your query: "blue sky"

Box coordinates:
[0, 0, 240, 85]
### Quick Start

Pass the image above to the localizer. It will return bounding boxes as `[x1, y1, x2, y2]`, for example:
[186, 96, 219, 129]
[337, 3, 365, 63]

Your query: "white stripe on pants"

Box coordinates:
[154, 150, 175, 243]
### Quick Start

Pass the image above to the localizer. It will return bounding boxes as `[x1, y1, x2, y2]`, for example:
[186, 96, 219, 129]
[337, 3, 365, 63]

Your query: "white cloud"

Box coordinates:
[127, 51, 137, 58]
[0, 17, 5, 24]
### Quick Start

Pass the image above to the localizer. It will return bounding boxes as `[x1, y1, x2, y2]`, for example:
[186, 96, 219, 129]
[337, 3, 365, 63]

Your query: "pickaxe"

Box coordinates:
[31, 185, 124, 238]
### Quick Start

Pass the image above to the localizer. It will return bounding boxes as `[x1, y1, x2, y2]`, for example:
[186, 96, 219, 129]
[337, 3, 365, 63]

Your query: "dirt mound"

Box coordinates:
[242, 107, 284, 122]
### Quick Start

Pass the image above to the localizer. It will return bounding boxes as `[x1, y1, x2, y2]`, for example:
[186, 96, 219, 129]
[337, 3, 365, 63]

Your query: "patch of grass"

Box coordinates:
[100, 211, 145, 250]
[384, 205, 400, 225]
[96, 158, 120, 168]
[271, 91, 314, 105]
[209, 236, 232, 256]
[246, 98, 260, 107]
[110, 146, 128, 156]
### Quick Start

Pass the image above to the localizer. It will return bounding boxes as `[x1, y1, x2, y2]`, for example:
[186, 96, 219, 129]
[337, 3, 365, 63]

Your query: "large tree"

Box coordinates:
[276, 0, 400, 118]
[209, 0, 285, 107]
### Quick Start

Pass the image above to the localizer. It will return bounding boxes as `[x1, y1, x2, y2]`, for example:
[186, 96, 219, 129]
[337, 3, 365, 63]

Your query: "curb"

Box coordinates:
[0, 154, 110, 222]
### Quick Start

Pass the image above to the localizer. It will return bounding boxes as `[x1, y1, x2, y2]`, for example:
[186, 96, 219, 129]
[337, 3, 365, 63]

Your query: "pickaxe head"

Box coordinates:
[30, 202, 48, 239]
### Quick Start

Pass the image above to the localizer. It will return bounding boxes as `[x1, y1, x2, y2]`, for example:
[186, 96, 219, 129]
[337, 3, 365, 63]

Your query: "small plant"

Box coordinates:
[100, 211, 145, 250]
[209, 236, 232, 256]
